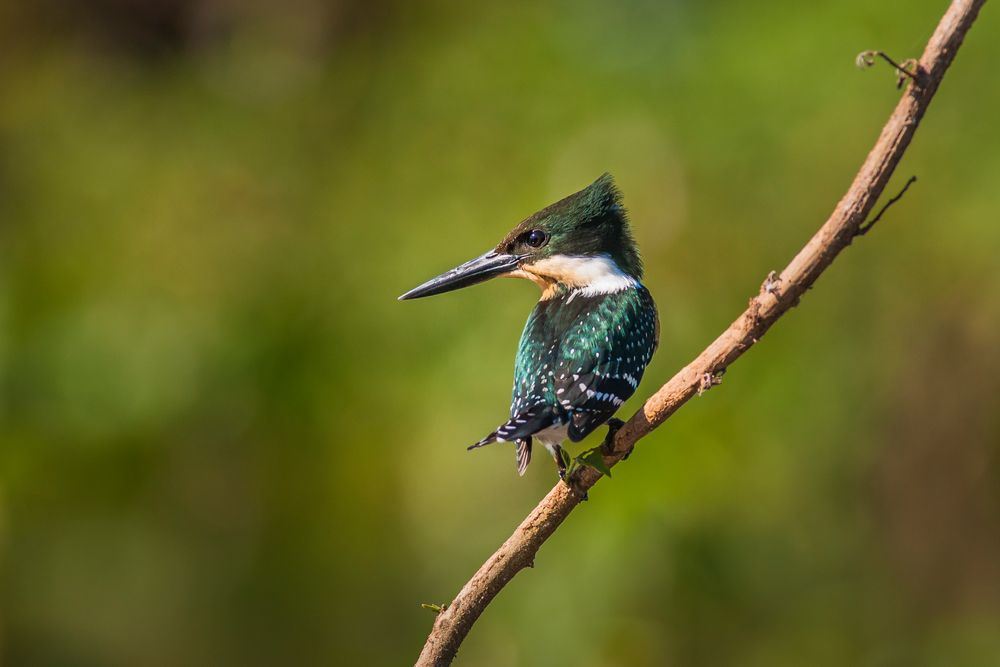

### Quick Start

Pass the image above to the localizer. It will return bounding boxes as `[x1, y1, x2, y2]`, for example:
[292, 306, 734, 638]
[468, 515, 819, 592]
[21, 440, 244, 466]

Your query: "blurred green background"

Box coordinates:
[1, 1, 999, 665]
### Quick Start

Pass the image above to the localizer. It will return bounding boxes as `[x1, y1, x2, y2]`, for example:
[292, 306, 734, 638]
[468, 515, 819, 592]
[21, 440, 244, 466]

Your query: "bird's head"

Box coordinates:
[398, 174, 642, 301]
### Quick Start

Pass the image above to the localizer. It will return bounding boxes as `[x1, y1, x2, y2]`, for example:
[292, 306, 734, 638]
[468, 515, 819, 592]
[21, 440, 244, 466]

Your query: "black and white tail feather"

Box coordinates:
[467, 407, 563, 476]
[469, 397, 626, 477]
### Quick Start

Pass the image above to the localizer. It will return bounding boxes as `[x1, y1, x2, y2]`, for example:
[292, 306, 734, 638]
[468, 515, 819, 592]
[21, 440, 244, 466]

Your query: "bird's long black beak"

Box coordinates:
[398, 250, 523, 300]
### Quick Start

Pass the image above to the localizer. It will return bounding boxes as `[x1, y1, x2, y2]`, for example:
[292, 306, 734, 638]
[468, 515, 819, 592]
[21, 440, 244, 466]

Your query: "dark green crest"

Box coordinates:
[496, 174, 643, 279]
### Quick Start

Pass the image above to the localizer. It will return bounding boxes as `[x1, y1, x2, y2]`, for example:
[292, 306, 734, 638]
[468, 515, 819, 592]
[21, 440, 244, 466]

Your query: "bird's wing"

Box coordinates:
[562, 374, 637, 442]
[507, 285, 658, 444]
[554, 289, 658, 442]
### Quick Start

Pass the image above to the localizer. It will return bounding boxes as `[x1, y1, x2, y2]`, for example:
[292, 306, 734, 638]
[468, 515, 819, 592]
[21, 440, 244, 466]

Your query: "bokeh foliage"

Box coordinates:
[1, 1, 999, 665]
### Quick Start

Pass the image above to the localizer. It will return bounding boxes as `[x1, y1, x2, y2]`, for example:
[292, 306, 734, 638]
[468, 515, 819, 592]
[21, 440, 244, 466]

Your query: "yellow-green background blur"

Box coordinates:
[2, 1, 999, 665]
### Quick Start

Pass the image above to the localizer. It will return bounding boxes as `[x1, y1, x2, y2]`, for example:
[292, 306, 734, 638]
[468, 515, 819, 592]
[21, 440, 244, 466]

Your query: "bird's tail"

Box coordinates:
[514, 438, 531, 476]
[468, 408, 554, 449]
[468, 407, 556, 476]
[468, 433, 498, 450]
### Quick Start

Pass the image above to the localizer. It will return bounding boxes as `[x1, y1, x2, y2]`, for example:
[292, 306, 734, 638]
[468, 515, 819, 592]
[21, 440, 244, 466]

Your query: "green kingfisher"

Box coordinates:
[399, 174, 658, 478]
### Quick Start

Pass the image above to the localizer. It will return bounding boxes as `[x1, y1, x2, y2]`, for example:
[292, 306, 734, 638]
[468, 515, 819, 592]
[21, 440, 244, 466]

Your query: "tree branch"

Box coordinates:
[417, 1, 987, 664]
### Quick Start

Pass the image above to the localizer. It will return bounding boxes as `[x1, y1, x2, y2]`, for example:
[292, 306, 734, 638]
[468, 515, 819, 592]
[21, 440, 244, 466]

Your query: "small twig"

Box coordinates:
[856, 176, 918, 236]
[761, 270, 782, 297]
[697, 369, 725, 396]
[421, 603, 448, 614]
[856, 50, 921, 88]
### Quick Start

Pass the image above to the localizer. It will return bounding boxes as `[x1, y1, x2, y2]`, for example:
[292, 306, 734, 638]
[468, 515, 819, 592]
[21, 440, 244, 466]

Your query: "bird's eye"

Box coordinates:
[525, 229, 548, 248]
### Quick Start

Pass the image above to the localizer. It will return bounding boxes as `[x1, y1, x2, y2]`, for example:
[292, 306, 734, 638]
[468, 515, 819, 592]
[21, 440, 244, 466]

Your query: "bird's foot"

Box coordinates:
[600, 418, 632, 459]
[554, 448, 589, 500]
[555, 444, 569, 481]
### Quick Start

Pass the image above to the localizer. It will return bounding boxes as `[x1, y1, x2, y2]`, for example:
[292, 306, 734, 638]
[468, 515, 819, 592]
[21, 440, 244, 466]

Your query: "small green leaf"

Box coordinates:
[558, 446, 573, 470]
[580, 449, 613, 478]
[421, 602, 447, 614]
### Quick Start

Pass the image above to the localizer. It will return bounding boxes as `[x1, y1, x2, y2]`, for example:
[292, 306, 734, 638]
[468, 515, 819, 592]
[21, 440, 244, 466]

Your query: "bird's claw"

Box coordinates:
[600, 418, 628, 458]
[555, 444, 569, 481]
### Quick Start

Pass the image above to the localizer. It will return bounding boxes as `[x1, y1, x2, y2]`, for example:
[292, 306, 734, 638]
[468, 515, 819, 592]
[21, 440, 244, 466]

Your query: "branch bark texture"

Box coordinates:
[417, 1, 986, 664]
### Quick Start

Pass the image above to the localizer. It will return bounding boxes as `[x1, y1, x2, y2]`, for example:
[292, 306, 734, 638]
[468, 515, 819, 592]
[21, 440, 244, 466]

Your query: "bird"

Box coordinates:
[398, 174, 658, 479]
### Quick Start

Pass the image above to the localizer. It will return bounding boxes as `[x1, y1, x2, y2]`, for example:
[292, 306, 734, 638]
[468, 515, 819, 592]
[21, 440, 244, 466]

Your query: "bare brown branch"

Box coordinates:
[417, 1, 987, 664]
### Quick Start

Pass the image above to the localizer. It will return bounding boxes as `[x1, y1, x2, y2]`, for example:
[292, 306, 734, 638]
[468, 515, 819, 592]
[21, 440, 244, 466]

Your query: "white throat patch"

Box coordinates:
[517, 254, 638, 299]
